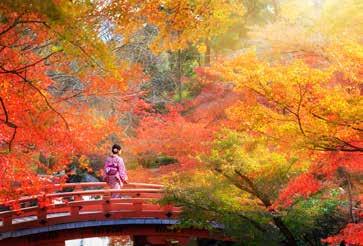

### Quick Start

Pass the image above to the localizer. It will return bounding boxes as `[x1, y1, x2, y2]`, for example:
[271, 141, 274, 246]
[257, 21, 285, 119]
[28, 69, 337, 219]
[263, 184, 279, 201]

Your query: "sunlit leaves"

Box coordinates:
[160, 1, 362, 244]
[100, 0, 246, 53]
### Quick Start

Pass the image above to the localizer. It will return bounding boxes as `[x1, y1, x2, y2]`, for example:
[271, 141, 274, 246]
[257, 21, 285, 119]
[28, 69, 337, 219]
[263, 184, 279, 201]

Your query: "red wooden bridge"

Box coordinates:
[0, 182, 225, 246]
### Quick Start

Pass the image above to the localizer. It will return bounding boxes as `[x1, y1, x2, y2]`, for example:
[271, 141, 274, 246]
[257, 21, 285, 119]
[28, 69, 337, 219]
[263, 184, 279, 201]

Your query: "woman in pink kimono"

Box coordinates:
[104, 144, 128, 197]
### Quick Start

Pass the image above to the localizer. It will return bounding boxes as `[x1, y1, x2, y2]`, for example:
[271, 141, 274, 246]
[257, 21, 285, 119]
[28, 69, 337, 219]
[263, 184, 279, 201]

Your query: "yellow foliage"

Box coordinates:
[213, 47, 361, 154]
[319, 0, 363, 39]
[197, 43, 207, 54]
[79, 155, 92, 171]
[104, 0, 245, 53]
[280, 0, 319, 22]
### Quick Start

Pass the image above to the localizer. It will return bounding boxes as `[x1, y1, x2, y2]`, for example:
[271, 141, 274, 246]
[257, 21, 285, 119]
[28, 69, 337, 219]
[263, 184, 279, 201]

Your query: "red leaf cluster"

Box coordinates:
[322, 223, 363, 246]
[273, 173, 321, 208]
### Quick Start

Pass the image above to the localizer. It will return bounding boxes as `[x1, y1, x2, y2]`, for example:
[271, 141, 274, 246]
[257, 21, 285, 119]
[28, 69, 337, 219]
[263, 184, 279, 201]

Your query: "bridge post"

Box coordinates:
[70, 205, 80, 217]
[102, 191, 111, 217]
[133, 201, 143, 212]
[37, 207, 47, 224]
[163, 204, 174, 218]
[73, 185, 81, 201]
[2, 215, 12, 226]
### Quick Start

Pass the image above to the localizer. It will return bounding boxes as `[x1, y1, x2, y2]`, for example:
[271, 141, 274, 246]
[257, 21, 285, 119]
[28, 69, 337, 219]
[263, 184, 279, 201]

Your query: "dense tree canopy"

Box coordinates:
[0, 0, 362, 245]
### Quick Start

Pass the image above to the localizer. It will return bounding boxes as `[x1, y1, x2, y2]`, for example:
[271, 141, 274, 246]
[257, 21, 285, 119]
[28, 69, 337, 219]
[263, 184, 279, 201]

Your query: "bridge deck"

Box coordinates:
[0, 182, 182, 240]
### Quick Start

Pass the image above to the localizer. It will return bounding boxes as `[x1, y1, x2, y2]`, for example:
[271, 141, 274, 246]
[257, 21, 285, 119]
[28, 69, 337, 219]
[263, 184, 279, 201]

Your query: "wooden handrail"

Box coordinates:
[0, 182, 176, 234]
[52, 182, 164, 189]
[45, 188, 163, 198]
[0, 183, 229, 245]
[0, 182, 164, 206]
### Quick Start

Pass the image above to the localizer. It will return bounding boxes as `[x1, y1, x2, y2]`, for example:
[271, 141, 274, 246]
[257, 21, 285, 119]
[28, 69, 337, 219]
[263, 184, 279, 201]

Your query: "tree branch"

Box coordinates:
[311, 111, 363, 132]
[0, 51, 60, 74]
[214, 168, 254, 194]
[312, 136, 363, 152]
[234, 169, 272, 207]
[296, 84, 306, 136]
[0, 66, 69, 130]
[171, 193, 268, 233]
[0, 16, 46, 36]
[0, 97, 18, 151]
[0, 97, 9, 123]
[215, 167, 297, 245]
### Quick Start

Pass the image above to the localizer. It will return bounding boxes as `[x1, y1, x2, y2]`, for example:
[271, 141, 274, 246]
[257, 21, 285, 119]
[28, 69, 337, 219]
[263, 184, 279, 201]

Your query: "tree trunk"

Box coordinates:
[342, 168, 356, 223]
[272, 0, 280, 19]
[176, 50, 182, 101]
[273, 217, 298, 246]
[234, 170, 297, 245]
[204, 39, 211, 66]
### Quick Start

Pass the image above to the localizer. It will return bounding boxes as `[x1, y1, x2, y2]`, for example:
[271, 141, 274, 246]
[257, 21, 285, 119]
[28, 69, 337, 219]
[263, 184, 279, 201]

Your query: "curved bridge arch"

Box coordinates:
[0, 182, 225, 245]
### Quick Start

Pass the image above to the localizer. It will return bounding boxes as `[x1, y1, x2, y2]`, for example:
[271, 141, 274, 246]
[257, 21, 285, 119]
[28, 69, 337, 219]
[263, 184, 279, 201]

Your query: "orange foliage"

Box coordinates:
[0, 8, 129, 201]
[127, 168, 156, 183]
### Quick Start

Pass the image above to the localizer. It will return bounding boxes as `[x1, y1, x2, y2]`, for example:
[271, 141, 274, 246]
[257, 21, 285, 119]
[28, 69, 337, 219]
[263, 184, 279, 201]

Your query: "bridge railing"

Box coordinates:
[0, 182, 180, 233]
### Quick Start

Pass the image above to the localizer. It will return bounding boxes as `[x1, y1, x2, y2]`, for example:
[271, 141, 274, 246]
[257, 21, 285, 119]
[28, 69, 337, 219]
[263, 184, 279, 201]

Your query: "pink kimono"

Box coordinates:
[104, 155, 128, 192]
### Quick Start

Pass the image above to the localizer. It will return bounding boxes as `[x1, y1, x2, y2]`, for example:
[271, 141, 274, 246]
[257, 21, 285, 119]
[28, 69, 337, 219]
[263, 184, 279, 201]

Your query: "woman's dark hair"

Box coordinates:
[112, 144, 121, 154]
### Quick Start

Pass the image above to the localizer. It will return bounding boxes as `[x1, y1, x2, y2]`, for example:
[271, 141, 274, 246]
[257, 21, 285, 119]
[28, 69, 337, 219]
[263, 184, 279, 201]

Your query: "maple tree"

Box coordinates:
[125, 102, 213, 171]
[160, 0, 362, 245]
[1, 0, 254, 202]
[125, 79, 243, 174]
[0, 0, 130, 201]
[162, 130, 348, 245]
[99, 0, 246, 52]
[98, 0, 256, 99]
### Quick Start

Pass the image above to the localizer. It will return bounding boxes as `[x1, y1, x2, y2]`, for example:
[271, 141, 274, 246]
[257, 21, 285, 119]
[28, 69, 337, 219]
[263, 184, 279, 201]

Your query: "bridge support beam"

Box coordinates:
[0, 225, 210, 246]
[0, 183, 229, 245]
[0, 222, 226, 246]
